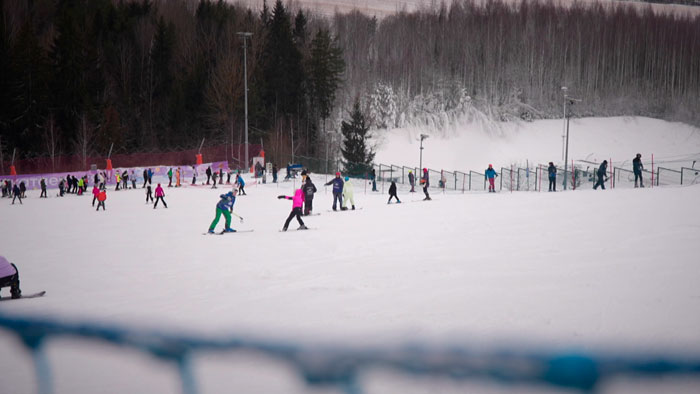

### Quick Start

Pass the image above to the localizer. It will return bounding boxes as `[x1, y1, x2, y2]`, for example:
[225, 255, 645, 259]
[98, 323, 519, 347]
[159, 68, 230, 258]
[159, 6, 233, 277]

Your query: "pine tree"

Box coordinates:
[369, 83, 397, 129]
[309, 29, 345, 126]
[341, 100, 374, 177]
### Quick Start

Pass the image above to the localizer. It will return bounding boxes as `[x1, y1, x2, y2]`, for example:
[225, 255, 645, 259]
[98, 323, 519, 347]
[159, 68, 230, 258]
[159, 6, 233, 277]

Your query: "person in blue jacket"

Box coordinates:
[324, 172, 344, 211]
[485, 164, 498, 192]
[235, 172, 246, 195]
[548, 162, 557, 192]
[208, 190, 238, 233]
[633, 153, 644, 188]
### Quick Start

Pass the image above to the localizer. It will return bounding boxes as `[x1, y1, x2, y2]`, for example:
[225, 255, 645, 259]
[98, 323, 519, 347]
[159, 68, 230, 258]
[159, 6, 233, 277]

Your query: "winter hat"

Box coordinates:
[336, 172, 341, 176]
[344, 176, 349, 181]
[489, 164, 493, 168]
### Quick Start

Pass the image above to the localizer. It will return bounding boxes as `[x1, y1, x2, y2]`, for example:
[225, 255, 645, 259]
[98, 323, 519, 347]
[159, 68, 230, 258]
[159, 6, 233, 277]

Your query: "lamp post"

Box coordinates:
[561, 86, 580, 191]
[419, 134, 429, 172]
[237, 32, 252, 171]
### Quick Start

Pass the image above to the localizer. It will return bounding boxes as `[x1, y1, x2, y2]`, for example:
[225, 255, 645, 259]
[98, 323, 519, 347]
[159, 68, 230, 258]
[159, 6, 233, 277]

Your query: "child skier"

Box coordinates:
[92, 185, 100, 206]
[302, 175, 317, 215]
[342, 176, 355, 210]
[485, 164, 498, 192]
[0, 255, 22, 299]
[11, 183, 22, 205]
[278, 188, 307, 231]
[146, 184, 154, 203]
[236, 172, 246, 195]
[208, 190, 238, 233]
[96, 189, 107, 211]
[324, 172, 344, 211]
[388, 181, 401, 204]
[154, 183, 168, 209]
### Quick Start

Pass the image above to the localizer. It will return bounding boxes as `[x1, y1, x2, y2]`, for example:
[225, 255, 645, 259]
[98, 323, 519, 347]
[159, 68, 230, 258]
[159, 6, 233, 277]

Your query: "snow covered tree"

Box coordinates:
[368, 83, 397, 129]
[341, 100, 374, 177]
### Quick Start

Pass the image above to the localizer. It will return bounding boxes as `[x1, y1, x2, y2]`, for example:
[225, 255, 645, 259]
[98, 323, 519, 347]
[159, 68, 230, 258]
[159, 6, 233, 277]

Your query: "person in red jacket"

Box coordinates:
[154, 183, 168, 209]
[96, 189, 107, 211]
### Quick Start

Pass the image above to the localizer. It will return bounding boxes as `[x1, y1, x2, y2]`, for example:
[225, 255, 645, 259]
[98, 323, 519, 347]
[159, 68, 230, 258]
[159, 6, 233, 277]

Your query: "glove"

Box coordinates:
[277, 195, 285, 199]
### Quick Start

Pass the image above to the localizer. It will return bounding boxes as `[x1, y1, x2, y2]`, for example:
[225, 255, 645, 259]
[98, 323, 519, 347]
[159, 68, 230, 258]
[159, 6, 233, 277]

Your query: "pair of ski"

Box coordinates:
[0, 290, 46, 301]
[202, 229, 254, 235]
[327, 207, 363, 212]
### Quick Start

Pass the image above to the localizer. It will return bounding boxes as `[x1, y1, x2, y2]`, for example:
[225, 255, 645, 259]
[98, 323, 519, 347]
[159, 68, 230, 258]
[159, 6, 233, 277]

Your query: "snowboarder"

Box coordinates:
[593, 160, 608, 190]
[302, 176, 317, 215]
[388, 181, 401, 204]
[40, 178, 47, 198]
[342, 176, 356, 210]
[420, 168, 431, 200]
[485, 165, 498, 193]
[206, 166, 212, 185]
[146, 184, 154, 203]
[11, 184, 22, 204]
[92, 185, 100, 206]
[548, 162, 557, 192]
[324, 172, 344, 211]
[168, 168, 173, 187]
[278, 188, 307, 231]
[207, 190, 238, 233]
[633, 153, 644, 188]
[0, 255, 22, 299]
[96, 189, 107, 211]
[236, 172, 246, 195]
[408, 170, 415, 192]
[154, 183, 168, 209]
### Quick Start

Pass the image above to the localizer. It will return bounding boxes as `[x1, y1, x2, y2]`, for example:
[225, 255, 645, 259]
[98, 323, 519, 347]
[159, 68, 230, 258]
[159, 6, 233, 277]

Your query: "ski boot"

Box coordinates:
[207, 229, 215, 234]
[341, 206, 348, 211]
[282, 226, 288, 232]
[298, 225, 308, 230]
[351, 205, 355, 210]
[223, 228, 236, 233]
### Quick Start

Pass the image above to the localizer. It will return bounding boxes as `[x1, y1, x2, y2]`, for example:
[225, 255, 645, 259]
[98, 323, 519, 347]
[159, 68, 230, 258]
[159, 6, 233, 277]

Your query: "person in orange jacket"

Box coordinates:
[96, 189, 107, 211]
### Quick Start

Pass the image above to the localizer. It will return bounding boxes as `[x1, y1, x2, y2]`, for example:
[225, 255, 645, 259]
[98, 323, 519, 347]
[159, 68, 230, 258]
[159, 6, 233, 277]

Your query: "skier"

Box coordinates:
[154, 183, 168, 209]
[176, 168, 181, 187]
[207, 190, 238, 234]
[272, 164, 278, 183]
[146, 184, 154, 203]
[212, 168, 218, 188]
[420, 168, 431, 200]
[219, 168, 224, 185]
[324, 172, 344, 211]
[302, 175, 317, 215]
[278, 188, 307, 231]
[122, 170, 128, 189]
[191, 166, 197, 185]
[593, 160, 608, 190]
[485, 165, 498, 193]
[77, 177, 84, 195]
[168, 168, 173, 187]
[0, 255, 22, 299]
[131, 170, 137, 189]
[143, 168, 148, 188]
[206, 166, 212, 185]
[235, 172, 246, 195]
[408, 170, 415, 192]
[19, 181, 26, 198]
[92, 185, 100, 206]
[40, 178, 47, 198]
[548, 162, 557, 192]
[633, 153, 644, 188]
[115, 172, 121, 191]
[58, 179, 65, 196]
[388, 181, 401, 204]
[11, 183, 22, 205]
[96, 189, 107, 211]
[342, 176, 355, 210]
[371, 169, 377, 192]
[226, 168, 233, 184]
[147, 168, 153, 185]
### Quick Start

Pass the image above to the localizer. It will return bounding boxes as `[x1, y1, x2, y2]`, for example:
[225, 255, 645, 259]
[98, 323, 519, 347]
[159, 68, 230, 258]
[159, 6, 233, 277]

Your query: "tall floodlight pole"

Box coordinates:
[238, 32, 252, 171]
[562, 87, 569, 190]
[419, 134, 429, 172]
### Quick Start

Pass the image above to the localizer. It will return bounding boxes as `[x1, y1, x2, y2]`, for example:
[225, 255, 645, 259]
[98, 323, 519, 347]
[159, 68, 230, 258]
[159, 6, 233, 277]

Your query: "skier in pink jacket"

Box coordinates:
[154, 184, 168, 209]
[278, 188, 307, 231]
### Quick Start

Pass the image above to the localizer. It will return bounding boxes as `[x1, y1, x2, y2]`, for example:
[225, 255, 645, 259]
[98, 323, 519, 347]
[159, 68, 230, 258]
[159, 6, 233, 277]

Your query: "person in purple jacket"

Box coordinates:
[0, 255, 21, 299]
[278, 188, 308, 231]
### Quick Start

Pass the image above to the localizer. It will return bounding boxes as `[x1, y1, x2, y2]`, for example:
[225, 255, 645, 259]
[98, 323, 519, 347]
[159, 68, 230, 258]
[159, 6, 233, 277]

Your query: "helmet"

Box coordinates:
[344, 176, 349, 181]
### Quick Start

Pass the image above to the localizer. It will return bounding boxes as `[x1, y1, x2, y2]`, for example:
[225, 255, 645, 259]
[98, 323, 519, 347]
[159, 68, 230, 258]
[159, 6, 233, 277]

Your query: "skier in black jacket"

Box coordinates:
[593, 160, 608, 190]
[388, 181, 401, 204]
[40, 179, 47, 198]
[302, 176, 317, 215]
[633, 153, 644, 188]
[206, 166, 212, 185]
[12, 184, 22, 204]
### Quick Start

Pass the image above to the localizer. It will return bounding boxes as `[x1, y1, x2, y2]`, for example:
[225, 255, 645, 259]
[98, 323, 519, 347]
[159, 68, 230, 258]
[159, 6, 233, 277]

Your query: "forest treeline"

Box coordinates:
[1, 0, 699, 168]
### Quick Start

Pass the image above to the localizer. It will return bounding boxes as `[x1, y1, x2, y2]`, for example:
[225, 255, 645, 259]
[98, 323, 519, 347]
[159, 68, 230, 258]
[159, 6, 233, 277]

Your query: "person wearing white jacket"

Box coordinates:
[342, 176, 355, 210]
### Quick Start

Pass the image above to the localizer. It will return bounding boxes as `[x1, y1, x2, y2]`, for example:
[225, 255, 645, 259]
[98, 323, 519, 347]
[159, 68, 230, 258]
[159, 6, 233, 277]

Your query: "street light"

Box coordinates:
[419, 134, 429, 172]
[237, 32, 252, 171]
[561, 86, 581, 191]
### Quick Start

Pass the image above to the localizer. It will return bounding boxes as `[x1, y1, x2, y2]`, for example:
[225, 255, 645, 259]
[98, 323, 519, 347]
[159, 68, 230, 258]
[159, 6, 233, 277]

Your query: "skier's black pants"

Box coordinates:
[154, 196, 167, 208]
[206, 174, 211, 184]
[227, 174, 231, 184]
[423, 185, 430, 198]
[332, 192, 342, 210]
[284, 207, 305, 229]
[146, 192, 153, 202]
[388, 193, 400, 203]
[593, 176, 606, 190]
[92, 195, 97, 206]
[634, 171, 643, 187]
[96, 201, 105, 210]
[238, 185, 245, 195]
[12, 194, 21, 204]
[304, 197, 313, 215]
[168, 177, 172, 187]
[192, 176, 196, 185]
[0, 263, 21, 297]
[549, 177, 556, 191]
[41, 189, 47, 198]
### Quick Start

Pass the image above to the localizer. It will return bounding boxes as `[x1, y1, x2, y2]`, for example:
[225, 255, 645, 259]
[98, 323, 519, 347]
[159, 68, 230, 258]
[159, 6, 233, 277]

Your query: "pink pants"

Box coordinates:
[488, 178, 495, 191]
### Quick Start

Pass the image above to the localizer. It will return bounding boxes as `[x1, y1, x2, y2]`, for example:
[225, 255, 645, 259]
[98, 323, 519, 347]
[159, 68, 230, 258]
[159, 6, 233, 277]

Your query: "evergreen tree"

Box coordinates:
[341, 100, 374, 177]
[309, 29, 345, 126]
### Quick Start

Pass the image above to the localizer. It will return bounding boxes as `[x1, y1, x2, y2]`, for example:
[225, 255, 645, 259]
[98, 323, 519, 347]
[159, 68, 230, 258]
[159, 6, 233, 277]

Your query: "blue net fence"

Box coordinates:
[1, 312, 700, 394]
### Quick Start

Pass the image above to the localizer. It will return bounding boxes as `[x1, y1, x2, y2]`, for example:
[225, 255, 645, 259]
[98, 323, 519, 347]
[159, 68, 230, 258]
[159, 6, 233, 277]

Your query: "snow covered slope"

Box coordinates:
[1, 171, 700, 392]
[374, 116, 700, 172]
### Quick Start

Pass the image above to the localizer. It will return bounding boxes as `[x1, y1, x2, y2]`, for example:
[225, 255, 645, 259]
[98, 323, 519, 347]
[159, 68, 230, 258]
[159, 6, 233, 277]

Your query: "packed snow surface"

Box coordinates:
[1, 116, 700, 393]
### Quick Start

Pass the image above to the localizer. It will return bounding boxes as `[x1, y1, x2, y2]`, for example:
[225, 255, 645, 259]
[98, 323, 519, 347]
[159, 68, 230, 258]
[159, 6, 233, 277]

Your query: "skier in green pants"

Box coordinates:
[208, 190, 238, 233]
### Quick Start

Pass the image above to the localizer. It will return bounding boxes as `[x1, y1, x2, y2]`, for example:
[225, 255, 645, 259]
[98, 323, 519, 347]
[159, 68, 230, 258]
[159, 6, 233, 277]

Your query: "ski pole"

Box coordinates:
[231, 212, 244, 222]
